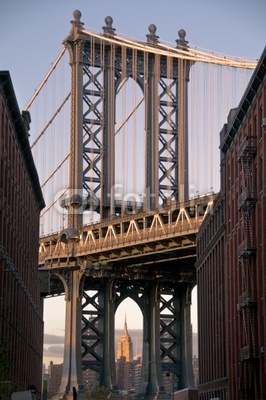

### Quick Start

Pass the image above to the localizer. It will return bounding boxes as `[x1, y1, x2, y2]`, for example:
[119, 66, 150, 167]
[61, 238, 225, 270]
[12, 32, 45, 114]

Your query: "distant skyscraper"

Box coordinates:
[116, 317, 133, 362]
[116, 317, 137, 392]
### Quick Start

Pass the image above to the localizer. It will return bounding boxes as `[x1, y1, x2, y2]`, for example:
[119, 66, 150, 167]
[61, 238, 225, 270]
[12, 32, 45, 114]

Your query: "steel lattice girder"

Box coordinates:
[79, 37, 189, 214]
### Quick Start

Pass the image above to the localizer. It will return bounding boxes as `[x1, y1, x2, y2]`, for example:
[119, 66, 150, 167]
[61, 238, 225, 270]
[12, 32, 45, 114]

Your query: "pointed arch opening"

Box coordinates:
[115, 77, 145, 212]
[115, 297, 143, 393]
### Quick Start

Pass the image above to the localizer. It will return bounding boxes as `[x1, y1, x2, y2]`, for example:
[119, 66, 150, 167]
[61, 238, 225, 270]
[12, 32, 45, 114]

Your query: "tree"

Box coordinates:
[0, 340, 18, 399]
[86, 386, 111, 399]
[0, 340, 11, 380]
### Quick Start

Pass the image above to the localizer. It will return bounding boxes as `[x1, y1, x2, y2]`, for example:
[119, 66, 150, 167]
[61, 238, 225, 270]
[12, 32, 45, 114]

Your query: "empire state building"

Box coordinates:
[116, 317, 133, 361]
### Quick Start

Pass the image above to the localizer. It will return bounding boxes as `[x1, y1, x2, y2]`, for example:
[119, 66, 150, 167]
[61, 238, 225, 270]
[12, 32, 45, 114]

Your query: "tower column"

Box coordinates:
[102, 279, 116, 388]
[146, 54, 159, 210]
[178, 285, 195, 389]
[176, 30, 193, 202]
[55, 269, 86, 400]
[102, 32, 116, 219]
[177, 57, 189, 202]
[63, 11, 86, 229]
[145, 282, 170, 399]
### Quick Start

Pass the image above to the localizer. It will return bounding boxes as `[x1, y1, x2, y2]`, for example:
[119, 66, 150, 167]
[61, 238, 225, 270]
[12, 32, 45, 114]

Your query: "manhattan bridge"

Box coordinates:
[27, 10, 257, 400]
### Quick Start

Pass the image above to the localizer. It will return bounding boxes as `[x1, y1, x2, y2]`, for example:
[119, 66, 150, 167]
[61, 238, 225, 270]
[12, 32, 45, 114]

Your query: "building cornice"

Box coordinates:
[220, 46, 266, 154]
[0, 71, 45, 211]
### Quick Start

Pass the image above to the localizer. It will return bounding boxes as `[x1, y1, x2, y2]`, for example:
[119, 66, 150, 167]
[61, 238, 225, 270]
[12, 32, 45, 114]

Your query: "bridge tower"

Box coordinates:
[48, 10, 197, 400]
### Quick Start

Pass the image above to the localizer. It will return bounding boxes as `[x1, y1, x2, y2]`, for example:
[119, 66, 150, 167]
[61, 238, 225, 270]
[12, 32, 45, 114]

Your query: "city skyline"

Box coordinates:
[43, 327, 199, 370]
[43, 294, 198, 367]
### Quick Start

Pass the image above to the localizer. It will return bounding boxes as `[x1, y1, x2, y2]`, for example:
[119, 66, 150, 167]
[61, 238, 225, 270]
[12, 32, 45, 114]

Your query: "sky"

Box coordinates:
[1, 0, 265, 368]
[1, 0, 265, 111]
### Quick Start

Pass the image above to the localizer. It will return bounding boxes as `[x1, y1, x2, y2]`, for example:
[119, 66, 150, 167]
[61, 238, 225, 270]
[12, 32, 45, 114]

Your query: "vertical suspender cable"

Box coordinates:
[99, 36, 104, 221]
[133, 48, 137, 205]
[122, 45, 127, 212]
[143, 51, 148, 211]
[209, 63, 214, 191]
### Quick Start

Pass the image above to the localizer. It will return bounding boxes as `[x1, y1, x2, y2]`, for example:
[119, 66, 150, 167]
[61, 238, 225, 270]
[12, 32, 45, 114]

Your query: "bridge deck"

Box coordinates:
[39, 194, 215, 285]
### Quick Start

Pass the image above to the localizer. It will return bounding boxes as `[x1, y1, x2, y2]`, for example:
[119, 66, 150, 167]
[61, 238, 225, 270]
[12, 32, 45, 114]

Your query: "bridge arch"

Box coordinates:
[115, 70, 145, 93]
[115, 76, 145, 201]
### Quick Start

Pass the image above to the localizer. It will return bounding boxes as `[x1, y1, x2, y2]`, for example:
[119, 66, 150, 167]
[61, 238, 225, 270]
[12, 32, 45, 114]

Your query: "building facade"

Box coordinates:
[196, 193, 226, 399]
[0, 72, 45, 396]
[196, 47, 266, 400]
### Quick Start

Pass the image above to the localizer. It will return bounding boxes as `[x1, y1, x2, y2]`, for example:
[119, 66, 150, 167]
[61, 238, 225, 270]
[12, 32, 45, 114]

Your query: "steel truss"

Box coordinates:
[62, 12, 192, 225]
[40, 195, 215, 399]
[41, 11, 201, 400]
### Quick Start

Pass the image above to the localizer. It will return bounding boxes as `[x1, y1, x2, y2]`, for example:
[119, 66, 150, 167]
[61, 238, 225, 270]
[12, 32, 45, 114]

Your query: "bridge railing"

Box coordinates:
[80, 219, 199, 249]
[39, 195, 217, 265]
[39, 219, 199, 265]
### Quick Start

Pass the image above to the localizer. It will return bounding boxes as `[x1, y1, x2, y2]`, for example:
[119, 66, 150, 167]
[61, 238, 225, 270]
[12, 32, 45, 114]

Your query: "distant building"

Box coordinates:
[196, 47, 266, 399]
[82, 367, 98, 391]
[192, 356, 199, 387]
[116, 317, 133, 361]
[0, 71, 45, 397]
[116, 357, 136, 392]
[47, 361, 62, 396]
[116, 318, 138, 392]
[133, 354, 142, 392]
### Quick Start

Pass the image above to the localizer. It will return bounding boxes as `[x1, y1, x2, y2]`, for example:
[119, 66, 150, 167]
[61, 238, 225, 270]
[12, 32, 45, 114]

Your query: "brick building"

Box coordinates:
[196, 193, 226, 398]
[0, 71, 45, 396]
[196, 46, 266, 399]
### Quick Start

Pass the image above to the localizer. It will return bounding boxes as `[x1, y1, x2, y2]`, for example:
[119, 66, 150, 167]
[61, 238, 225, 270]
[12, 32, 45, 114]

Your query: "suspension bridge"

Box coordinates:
[27, 10, 257, 400]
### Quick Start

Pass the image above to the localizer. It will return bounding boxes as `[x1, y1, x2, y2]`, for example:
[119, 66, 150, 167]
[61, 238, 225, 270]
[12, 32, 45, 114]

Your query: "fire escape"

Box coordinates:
[237, 135, 257, 398]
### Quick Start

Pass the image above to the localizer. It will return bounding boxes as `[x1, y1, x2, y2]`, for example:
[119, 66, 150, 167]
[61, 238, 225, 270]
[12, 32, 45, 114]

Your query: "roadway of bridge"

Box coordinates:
[39, 194, 216, 294]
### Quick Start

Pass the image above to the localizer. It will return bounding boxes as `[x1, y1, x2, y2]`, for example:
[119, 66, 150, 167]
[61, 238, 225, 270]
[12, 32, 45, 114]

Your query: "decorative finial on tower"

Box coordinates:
[146, 24, 159, 44]
[176, 29, 188, 50]
[102, 16, 116, 36]
[69, 10, 84, 36]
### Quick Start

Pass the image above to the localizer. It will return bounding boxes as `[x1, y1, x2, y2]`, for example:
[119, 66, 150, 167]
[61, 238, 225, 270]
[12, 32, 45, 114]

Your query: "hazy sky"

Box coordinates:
[1, 0, 265, 367]
[1, 0, 265, 110]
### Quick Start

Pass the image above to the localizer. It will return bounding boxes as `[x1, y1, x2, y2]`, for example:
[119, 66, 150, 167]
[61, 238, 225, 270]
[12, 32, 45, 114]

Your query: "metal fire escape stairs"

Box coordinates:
[237, 135, 257, 398]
